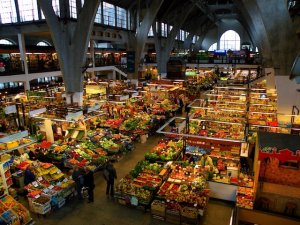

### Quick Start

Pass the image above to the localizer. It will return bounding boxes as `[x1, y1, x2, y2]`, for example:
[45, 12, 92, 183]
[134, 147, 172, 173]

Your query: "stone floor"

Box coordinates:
[30, 135, 233, 225]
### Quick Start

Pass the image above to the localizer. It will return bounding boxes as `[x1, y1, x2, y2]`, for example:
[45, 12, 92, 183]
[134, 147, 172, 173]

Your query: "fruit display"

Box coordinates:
[236, 186, 254, 209]
[119, 112, 151, 132]
[156, 163, 209, 211]
[1, 195, 31, 224]
[151, 99, 179, 114]
[145, 139, 183, 162]
[116, 161, 166, 206]
[115, 177, 152, 204]
[189, 119, 245, 141]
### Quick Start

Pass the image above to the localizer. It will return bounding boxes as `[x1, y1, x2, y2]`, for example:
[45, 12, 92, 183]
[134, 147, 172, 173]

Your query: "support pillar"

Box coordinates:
[66, 92, 84, 106]
[264, 68, 275, 89]
[90, 39, 96, 79]
[133, 0, 164, 79]
[38, 0, 100, 106]
[17, 33, 28, 75]
[24, 80, 30, 91]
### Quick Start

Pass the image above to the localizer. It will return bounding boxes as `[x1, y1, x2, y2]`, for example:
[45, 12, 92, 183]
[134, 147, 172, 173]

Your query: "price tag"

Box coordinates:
[57, 182, 62, 186]
[32, 181, 38, 187]
[48, 185, 54, 189]
[63, 178, 68, 182]
[34, 194, 40, 199]
[43, 188, 49, 194]
[38, 177, 43, 181]
[57, 170, 61, 174]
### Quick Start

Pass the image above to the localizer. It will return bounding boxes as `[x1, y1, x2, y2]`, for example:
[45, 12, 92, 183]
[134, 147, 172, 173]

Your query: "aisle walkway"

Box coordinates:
[32, 135, 233, 225]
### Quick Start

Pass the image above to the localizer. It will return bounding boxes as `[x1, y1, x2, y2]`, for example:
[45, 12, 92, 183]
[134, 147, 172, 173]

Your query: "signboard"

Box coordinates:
[127, 51, 135, 73]
[185, 71, 197, 76]
[85, 85, 106, 95]
[132, 92, 138, 97]
[0, 130, 28, 143]
[29, 107, 46, 117]
[258, 132, 300, 162]
[66, 111, 83, 121]
[4, 105, 16, 114]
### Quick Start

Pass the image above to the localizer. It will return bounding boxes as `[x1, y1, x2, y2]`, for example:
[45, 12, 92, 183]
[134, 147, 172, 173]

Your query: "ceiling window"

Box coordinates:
[116, 6, 126, 29]
[18, 0, 39, 22]
[161, 22, 167, 37]
[69, 0, 77, 18]
[208, 42, 217, 51]
[103, 2, 115, 26]
[0, 0, 17, 24]
[219, 30, 240, 50]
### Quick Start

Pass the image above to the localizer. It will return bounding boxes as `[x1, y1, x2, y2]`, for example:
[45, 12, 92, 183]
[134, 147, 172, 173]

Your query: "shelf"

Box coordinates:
[210, 155, 240, 161]
[0, 140, 36, 155]
[190, 118, 246, 126]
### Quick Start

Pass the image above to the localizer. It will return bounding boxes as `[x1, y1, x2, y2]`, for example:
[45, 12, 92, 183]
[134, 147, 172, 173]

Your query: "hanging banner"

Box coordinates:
[29, 108, 47, 117]
[4, 105, 17, 114]
[258, 131, 300, 162]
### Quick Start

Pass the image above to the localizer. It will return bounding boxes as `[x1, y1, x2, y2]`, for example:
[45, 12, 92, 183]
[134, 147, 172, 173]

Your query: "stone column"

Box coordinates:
[17, 33, 28, 75]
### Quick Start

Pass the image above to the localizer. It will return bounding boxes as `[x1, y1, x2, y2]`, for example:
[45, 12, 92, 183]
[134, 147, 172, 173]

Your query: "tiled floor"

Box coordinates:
[31, 135, 233, 225]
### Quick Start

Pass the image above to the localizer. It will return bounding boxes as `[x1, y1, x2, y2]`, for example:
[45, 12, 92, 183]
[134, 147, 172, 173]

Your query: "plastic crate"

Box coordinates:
[31, 201, 51, 215]
[57, 198, 65, 208]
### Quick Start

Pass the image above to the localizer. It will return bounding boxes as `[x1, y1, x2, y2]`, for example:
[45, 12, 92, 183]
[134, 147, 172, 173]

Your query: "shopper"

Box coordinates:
[104, 160, 117, 198]
[84, 168, 95, 203]
[72, 166, 84, 200]
[24, 166, 36, 186]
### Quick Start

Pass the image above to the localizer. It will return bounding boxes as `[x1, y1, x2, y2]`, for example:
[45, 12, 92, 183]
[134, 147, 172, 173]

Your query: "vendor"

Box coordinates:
[199, 153, 214, 168]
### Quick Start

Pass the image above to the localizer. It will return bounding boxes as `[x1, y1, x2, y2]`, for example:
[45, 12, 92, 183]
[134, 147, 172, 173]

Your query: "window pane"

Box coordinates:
[208, 42, 217, 51]
[18, 0, 39, 22]
[69, 0, 77, 18]
[94, 4, 101, 23]
[116, 6, 126, 28]
[148, 26, 153, 36]
[52, 0, 60, 16]
[103, 2, 115, 26]
[0, 39, 14, 45]
[37, 41, 50, 46]
[161, 23, 167, 37]
[219, 30, 240, 50]
[0, 0, 17, 24]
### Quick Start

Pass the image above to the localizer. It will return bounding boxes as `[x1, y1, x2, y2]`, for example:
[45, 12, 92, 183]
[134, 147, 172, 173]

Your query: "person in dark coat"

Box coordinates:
[72, 166, 84, 200]
[105, 161, 117, 197]
[24, 166, 36, 186]
[84, 168, 95, 203]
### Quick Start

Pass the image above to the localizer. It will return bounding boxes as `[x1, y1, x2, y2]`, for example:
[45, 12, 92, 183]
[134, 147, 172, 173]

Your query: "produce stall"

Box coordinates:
[153, 162, 209, 224]
[115, 160, 166, 210]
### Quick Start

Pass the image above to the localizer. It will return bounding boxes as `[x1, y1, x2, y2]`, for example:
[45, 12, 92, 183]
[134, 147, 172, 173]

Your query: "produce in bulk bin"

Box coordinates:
[145, 139, 183, 162]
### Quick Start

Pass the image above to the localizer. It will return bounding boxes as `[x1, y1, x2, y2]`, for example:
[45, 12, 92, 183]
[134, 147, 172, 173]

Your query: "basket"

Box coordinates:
[181, 206, 198, 219]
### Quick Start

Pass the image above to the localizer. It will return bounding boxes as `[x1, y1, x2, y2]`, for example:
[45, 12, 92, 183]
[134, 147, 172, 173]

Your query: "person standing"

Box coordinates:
[72, 166, 84, 200]
[84, 168, 95, 203]
[105, 160, 117, 198]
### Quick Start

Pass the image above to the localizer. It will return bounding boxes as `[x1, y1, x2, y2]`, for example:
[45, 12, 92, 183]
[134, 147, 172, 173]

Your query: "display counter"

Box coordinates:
[208, 181, 237, 202]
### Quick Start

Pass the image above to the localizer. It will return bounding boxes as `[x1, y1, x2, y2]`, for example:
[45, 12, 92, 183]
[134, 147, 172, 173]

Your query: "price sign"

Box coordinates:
[57, 170, 61, 174]
[43, 188, 49, 194]
[57, 182, 62, 186]
[34, 194, 40, 199]
[32, 181, 38, 187]
[63, 178, 68, 182]
[48, 185, 54, 189]
[38, 177, 43, 181]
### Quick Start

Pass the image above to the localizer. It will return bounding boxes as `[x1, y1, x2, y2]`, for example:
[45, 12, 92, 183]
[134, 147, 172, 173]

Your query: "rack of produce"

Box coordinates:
[0, 131, 36, 154]
[145, 139, 183, 162]
[1, 195, 32, 224]
[153, 162, 209, 223]
[115, 160, 167, 210]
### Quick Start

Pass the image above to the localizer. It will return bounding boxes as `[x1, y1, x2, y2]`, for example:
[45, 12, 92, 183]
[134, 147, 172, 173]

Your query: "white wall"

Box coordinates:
[276, 76, 300, 114]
